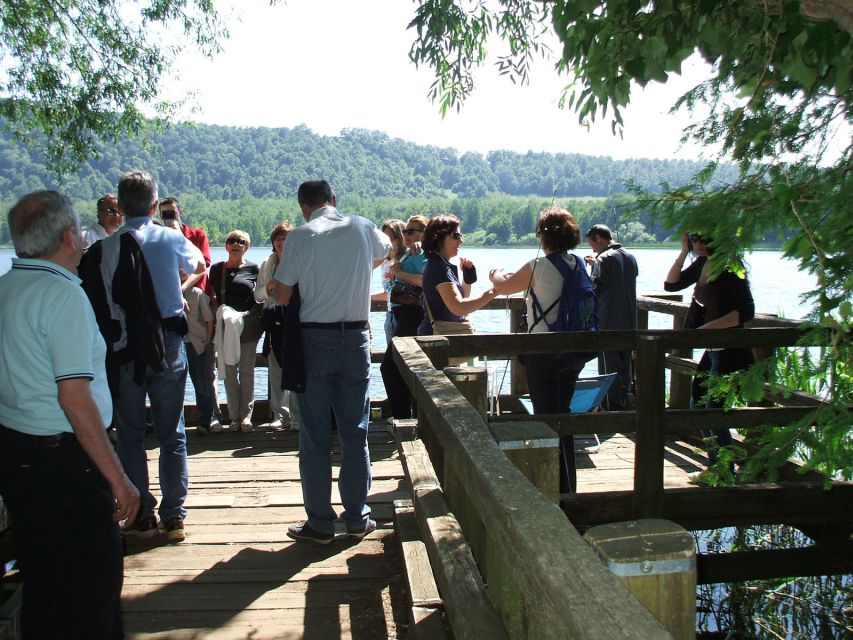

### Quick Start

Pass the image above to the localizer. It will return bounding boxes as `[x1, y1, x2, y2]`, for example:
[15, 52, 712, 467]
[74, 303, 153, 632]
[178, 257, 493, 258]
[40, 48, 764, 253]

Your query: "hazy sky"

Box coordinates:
[165, 0, 714, 161]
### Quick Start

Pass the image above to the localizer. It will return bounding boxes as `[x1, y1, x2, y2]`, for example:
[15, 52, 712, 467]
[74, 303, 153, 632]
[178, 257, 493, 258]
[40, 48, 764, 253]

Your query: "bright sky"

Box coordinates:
[166, 0, 714, 161]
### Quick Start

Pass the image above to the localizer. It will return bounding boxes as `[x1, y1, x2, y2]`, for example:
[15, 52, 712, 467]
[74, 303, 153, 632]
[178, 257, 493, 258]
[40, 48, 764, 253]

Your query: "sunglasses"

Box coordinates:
[226, 238, 248, 246]
[403, 228, 424, 236]
[450, 231, 463, 241]
[688, 233, 709, 244]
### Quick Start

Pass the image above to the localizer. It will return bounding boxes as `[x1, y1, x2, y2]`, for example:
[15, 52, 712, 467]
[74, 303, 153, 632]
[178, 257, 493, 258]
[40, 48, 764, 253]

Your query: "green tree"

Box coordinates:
[0, 0, 225, 175]
[410, 0, 852, 479]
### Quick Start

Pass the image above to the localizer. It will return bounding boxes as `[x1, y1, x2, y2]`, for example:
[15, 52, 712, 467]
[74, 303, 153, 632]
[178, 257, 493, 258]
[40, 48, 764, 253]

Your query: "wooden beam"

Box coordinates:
[634, 335, 666, 517]
[392, 337, 673, 640]
[697, 542, 853, 584]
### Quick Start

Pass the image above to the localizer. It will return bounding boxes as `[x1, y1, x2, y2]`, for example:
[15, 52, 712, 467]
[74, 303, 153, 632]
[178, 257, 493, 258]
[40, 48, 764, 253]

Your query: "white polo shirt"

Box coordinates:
[0, 259, 111, 435]
[275, 206, 390, 323]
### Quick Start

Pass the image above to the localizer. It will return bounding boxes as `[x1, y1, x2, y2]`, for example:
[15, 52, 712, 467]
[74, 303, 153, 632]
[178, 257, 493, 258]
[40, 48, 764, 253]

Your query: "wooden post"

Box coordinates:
[669, 314, 692, 409]
[634, 334, 666, 518]
[416, 336, 451, 483]
[509, 304, 528, 396]
[584, 519, 696, 640]
[443, 366, 489, 570]
[491, 421, 560, 503]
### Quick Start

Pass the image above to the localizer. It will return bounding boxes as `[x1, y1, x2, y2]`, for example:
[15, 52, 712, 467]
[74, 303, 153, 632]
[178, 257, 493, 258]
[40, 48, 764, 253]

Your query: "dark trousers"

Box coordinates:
[524, 353, 582, 493]
[598, 350, 633, 410]
[381, 305, 425, 419]
[692, 348, 755, 464]
[0, 427, 124, 640]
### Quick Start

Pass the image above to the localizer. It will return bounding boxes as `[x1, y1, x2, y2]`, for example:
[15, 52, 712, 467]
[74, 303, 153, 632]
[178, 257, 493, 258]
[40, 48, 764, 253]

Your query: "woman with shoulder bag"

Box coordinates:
[489, 206, 587, 494]
[381, 215, 430, 420]
[256, 222, 301, 431]
[371, 219, 406, 346]
[417, 214, 496, 337]
[210, 229, 261, 432]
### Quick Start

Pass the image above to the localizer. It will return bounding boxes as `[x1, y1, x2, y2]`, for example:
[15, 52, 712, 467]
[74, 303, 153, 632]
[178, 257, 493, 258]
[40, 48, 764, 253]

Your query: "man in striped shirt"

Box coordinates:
[273, 179, 390, 544]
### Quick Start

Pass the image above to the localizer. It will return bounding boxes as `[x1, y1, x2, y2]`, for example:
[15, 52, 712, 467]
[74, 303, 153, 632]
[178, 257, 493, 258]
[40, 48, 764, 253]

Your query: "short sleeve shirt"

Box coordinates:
[274, 207, 391, 322]
[0, 259, 111, 435]
[421, 253, 465, 323]
[123, 217, 204, 318]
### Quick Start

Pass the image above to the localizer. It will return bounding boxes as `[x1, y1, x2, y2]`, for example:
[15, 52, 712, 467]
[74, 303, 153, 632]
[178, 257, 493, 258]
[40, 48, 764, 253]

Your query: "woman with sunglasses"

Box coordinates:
[209, 230, 261, 432]
[381, 215, 429, 419]
[665, 232, 755, 476]
[417, 214, 497, 336]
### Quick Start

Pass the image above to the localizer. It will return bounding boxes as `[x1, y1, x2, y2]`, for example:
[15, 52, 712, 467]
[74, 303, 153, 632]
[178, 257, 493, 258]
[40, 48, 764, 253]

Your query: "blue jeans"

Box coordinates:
[524, 352, 582, 493]
[186, 342, 217, 426]
[114, 330, 189, 521]
[297, 328, 372, 534]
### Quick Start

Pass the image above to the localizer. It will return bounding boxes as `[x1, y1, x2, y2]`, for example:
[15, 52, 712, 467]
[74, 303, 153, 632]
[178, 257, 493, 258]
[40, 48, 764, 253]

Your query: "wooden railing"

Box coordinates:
[388, 305, 853, 638]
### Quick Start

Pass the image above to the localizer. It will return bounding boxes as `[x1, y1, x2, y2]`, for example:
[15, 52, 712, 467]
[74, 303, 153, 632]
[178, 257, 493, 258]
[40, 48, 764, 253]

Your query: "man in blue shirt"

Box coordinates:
[274, 180, 390, 544]
[113, 170, 205, 542]
[0, 191, 139, 639]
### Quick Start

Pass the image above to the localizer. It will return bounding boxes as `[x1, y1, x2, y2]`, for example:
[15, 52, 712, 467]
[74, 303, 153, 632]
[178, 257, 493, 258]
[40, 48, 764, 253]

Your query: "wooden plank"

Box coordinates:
[697, 542, 853, 584]
[392, 337, 672, 640]
[393, 504, 443, 608]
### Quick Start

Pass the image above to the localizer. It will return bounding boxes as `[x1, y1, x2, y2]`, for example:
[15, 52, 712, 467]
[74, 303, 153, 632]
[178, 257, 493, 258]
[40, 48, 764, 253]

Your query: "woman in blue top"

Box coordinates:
[417, 214, 496, 336]
[381, 215, 429, 419]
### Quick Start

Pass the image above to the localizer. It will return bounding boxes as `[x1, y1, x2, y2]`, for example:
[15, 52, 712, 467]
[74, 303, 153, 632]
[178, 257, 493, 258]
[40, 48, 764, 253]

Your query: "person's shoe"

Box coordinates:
[347, 518, 377, 541]
[159, 516, 186, 542]
[208, 420, 223, 434]
[240, 418, 254, 433]
[229, 420, 241, 431]
[122, 514, 159, 539]
[287, 522, 334, 545]
[196, 424, 211, 436]
[269, 418, 283, 429]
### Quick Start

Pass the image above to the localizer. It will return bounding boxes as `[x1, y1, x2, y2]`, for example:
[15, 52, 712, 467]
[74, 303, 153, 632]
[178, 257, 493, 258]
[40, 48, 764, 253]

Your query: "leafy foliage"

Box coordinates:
[0, 0, 226, 174]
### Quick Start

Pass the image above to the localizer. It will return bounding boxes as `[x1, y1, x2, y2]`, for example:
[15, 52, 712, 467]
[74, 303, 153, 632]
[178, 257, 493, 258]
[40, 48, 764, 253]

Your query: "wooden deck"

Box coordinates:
[120, 416, 710, 639]
[122, 421, 411, 640]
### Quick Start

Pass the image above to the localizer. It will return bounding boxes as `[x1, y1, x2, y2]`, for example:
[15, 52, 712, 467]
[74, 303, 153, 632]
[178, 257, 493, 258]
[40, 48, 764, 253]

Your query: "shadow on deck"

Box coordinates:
[122, 422, 410, 640]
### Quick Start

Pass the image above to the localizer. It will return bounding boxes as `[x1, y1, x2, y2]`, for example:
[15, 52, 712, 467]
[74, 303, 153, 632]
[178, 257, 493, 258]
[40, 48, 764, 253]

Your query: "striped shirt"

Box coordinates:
[275, 206, 390, 323]
[0, 259, 111, 435]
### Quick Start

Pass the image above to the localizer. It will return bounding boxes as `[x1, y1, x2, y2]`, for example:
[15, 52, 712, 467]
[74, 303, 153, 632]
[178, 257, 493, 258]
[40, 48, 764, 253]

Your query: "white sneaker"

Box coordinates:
[269, 418, 283, 429]
[240, 418, 254, 433]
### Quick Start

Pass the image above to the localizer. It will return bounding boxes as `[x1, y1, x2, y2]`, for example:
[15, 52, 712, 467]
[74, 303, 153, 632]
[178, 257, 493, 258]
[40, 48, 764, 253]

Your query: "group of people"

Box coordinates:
[0, 172, 754, 637]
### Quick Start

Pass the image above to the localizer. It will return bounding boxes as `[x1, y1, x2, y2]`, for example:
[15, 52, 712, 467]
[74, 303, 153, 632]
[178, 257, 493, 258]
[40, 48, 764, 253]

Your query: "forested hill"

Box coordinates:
[0, 122, 734, 201]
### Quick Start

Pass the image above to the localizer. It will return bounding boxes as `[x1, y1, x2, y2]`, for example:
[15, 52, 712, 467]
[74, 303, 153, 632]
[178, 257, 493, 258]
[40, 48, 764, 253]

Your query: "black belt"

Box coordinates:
[162, 314, 189, 335]
[301, 321, 368, 331]
[0, 424, 75, 448]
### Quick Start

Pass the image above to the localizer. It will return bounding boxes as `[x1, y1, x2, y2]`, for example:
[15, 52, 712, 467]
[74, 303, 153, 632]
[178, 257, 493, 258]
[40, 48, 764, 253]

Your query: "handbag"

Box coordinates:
[389, 279, 423, 306]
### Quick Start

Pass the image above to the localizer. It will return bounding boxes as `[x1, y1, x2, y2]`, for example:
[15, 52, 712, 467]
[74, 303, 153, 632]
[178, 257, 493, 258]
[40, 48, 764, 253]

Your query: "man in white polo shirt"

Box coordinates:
[274, 179, 390, 544]
[0, 191, 139, 638]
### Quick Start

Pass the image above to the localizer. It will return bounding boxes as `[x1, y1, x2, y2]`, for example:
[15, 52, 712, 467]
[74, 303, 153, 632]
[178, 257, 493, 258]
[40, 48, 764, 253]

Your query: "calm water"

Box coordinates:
[0, 246, 815, 401]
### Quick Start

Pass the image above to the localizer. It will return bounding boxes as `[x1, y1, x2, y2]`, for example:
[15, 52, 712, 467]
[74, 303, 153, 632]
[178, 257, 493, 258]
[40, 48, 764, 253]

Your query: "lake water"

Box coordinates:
[0, 246, 814, 402]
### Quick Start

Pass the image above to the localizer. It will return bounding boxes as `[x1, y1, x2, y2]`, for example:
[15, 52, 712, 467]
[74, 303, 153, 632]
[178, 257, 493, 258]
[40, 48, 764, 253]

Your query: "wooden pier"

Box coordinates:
[121, 423, 411, 640]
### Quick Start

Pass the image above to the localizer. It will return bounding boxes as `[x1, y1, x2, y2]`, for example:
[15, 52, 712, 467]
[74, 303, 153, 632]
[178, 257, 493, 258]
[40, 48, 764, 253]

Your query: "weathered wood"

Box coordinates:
[634, 335, 666, 518]
[393, 337, 672, 640]
[668, 312, 693, 410]
[491, 411, 635, 435]
[412, 337, 449, 483]
[509, 304, 528, 396]
[413, 488, 509, 640]
[410, 606, 449, 640]
[491, 421, 560, 503]
[393, 503, 444, 609]
[697, 541, 853, 584]
[663, 406, 824, 433]
[584, 520, 696, 640]
[563, 484, 853, 531]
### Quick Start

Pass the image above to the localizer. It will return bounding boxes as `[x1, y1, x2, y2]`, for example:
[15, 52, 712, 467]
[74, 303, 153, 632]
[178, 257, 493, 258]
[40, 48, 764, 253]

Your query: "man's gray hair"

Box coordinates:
[8, 191, 79, 259]
[118, 169, 158, 217]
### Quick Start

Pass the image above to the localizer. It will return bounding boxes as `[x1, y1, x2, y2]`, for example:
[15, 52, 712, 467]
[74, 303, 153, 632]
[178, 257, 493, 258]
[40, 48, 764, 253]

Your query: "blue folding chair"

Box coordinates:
[519, 372, 617, 453]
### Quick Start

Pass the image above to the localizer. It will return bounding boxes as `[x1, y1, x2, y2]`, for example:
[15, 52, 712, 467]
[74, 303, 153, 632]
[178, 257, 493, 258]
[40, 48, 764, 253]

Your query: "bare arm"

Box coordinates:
[699, 310, 741, 330]
[489, 263, 534, 295]
[665, 233, 692, 284]
[57, 379, 139, 523]
[273, 280, 293, 306]
[389, 261, 424, 286]
[436, 282, 497, 317]
[181, 268, 203, 293]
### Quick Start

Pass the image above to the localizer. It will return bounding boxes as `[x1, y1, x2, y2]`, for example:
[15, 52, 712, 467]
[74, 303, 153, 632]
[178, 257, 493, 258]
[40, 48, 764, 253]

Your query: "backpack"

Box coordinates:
[528, 252, 599, 369]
